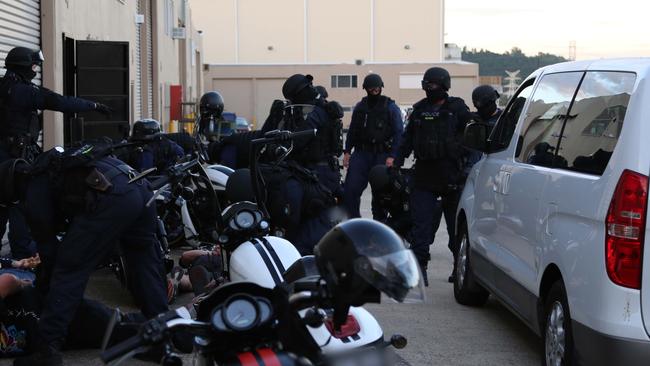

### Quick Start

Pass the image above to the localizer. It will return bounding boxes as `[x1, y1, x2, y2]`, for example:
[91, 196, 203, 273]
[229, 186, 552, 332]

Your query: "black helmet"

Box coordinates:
[368, 165, 391, 193]
[314, 218, 423, 306]
[0, 159, 30, 206]
[362, 74, 384, 89]
[314, 85, 329, 100]
[472, 85, 500, 109]
[132, 119, 161, 140]
[200, 91, 225, 118]
[422, 67, 451, 91]
[282, 74, 315, 103]
[5, 47, 44, 68]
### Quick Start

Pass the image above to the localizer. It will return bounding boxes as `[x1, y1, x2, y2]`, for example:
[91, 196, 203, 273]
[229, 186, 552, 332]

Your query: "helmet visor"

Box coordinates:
[354, 249, 425, 303]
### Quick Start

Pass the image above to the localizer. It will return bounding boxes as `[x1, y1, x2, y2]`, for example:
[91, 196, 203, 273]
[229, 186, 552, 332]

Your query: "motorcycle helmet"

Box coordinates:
[314, 218, 423, 305]
[362, 74, 384, 89]
[131, 118, 161, 140]
[0, 158, 30, 206]
[422, 67, 451, 91]
[200, 91, 225, 119]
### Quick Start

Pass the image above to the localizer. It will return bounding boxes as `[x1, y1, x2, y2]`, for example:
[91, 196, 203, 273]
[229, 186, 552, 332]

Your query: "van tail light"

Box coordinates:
[606, 169, 648, 289]
[324, 314, 360, 339]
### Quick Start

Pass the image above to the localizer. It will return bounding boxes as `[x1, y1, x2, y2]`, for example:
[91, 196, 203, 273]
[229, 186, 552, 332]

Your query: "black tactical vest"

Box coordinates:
[410, 101, 460, 161]
[0, 74, 41, 141]
[353, 96, 394, 151]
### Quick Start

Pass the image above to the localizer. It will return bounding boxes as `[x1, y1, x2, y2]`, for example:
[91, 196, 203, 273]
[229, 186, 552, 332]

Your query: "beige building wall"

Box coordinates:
[40, 0, 204, 147]
[374, 0, 444, 62]
[192, 0, 445, 64]
[204, 62, 479, 129]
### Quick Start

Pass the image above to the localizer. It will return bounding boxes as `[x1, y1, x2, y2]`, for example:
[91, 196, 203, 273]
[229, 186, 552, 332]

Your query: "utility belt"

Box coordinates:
[358, 142, 390, 154]
[0, 135, 40, 161]
[312, 156, 340, 171]
[60, 162, 138, 215]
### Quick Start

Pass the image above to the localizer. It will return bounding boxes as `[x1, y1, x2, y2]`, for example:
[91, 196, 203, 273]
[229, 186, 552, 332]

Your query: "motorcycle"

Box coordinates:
[100, 218, 423, 366]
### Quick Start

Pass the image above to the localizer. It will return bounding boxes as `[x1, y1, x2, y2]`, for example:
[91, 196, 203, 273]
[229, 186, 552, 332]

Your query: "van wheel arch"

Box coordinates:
[538, 264, 563, 332]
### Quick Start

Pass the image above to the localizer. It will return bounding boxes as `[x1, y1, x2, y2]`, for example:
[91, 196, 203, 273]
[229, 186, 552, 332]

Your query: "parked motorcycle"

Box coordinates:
[101, 218, 423, 365]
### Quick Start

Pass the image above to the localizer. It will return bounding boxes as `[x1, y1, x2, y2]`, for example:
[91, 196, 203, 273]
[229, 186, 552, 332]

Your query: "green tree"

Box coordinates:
[462, 47, 567, 79]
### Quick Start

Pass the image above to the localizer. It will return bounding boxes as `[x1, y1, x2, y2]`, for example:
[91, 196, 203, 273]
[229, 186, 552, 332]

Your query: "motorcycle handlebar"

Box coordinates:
[251, 129, 316, 146]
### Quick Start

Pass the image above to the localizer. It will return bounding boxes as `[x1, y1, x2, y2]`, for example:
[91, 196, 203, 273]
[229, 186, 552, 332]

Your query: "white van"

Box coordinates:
[455, 59, 650, 366]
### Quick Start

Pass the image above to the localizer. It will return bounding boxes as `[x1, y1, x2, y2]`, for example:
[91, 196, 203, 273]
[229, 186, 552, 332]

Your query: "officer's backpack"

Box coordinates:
[260, 160, 336, 228]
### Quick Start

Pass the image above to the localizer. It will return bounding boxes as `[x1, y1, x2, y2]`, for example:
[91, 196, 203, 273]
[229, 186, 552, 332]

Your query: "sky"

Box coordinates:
[445, 0, 650, 60]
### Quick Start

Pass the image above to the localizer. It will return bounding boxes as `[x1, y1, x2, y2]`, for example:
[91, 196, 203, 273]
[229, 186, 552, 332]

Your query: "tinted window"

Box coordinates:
[488, 79, 535, 151]
[556, 71, 636, 175]
[516, 72, 584, 167]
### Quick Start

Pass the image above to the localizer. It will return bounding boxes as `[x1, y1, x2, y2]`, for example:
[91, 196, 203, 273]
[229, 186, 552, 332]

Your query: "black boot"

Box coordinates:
[13, 344, 63, 366]
[448, 268, 456, 283]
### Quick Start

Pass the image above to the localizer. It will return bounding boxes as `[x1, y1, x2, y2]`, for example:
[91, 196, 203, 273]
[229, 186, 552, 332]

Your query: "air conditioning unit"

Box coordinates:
[172, 27, 187, 39]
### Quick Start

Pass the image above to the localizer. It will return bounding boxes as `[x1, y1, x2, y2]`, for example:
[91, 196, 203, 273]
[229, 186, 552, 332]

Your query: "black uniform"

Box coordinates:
[16, 150, 168, 361]
[0, 70, 99, 260]
[396, 96, 471, 267]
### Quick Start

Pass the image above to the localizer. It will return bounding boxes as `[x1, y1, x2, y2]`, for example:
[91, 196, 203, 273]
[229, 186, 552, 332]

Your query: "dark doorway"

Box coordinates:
[62, 39, 130, 144]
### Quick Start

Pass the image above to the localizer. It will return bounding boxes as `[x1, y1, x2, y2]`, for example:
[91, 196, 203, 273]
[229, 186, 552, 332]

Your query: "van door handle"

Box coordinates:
[501, 172, 511, 195]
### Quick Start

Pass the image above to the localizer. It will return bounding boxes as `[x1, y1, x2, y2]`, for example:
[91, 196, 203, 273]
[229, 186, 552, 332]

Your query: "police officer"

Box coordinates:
[124, 118, 184, 172]
[465, 85, 502, 171]
[343, 73, 403, 219]
[1, 148, 169, 366]
[280, 74, 343, 197]
[198, 91, 232, 142]
[395, 67, 472, 286]
[0, 47, 111, 262]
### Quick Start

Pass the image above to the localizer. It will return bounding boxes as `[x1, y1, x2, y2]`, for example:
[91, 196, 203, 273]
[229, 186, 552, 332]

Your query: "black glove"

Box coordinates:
[269, 99, 285, 120]
[95, 103, 113, 117]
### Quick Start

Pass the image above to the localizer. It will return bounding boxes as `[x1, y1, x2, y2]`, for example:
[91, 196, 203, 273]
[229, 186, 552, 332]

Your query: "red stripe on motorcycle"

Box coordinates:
[237, 352, 259, 366]
[257, 348, 282, 366]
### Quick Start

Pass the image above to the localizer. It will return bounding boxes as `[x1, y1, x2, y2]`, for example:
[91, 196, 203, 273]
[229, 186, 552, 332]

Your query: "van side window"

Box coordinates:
[488, 79, 534, 152]
[515, 72, 584, 167]
[556, 71, 636, 175]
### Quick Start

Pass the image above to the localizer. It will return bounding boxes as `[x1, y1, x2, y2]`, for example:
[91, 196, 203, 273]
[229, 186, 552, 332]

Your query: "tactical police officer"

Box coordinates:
[123, 118, 184, 172]
[0, 147, 169, 366]
[0, 47, 111, 262]
[279, 74, 344, 197]
[395, 67, 472, 286]
[465, 85, 502, 171]
[343, 73, 403, 219]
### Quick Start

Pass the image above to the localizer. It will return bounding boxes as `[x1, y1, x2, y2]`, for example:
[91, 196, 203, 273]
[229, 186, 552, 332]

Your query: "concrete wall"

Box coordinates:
[204, 61, 479, 128]
[40, 0, 204, 148]
[191, 0, 444, 64]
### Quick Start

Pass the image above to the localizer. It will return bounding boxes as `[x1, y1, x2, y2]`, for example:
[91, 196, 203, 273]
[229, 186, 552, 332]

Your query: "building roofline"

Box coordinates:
[205, 60, 477, 67]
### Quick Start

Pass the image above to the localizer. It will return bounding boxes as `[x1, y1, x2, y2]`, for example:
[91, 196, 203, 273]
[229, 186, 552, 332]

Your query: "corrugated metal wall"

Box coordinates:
[146, 0, 154, 118]
[0, 0, 41, 83]
[135, 0, 143, 121]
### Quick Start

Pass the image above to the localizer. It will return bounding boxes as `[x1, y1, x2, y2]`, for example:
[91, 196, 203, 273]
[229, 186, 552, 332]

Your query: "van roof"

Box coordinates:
[533, 58, 650, 78]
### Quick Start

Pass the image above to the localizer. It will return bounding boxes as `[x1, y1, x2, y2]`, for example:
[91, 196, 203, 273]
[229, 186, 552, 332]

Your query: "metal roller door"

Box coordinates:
[145, 0, 154, 117]
[0, 0, 41, 84]
[135, 0, 143, 121]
